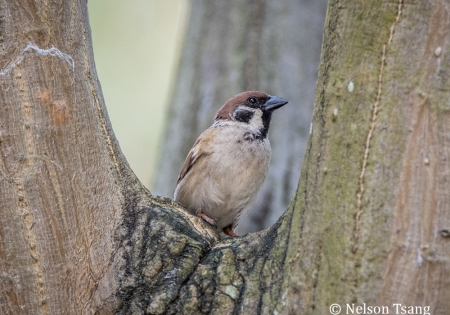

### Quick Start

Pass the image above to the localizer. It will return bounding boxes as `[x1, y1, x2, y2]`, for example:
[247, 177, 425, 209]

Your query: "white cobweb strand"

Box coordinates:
[0, 43, 75, 76]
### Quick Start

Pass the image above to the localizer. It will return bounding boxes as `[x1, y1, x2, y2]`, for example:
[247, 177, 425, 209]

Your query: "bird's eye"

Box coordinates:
[248, 97, 257, 104]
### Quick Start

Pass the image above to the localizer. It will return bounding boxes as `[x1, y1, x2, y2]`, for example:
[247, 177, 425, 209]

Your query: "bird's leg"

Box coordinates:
[223, 225, 238, 237]
[197, 210, 216, 226]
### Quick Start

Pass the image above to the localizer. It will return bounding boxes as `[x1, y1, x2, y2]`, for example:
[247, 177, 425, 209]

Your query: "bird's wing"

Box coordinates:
[176, 129, 214, 185]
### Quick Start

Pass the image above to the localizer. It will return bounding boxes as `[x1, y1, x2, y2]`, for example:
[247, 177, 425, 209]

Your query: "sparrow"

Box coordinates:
[174, 91, 288, 237]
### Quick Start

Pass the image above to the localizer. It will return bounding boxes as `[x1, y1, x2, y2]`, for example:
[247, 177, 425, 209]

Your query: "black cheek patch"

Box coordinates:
[233, 109, 254, 123]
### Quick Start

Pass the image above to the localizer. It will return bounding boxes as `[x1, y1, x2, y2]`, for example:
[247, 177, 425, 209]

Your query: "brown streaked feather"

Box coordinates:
[176, 138, 202, 184]
[176, 130, 215, 184]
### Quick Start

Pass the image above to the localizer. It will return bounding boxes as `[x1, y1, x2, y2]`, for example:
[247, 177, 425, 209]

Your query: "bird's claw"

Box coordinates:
[198, 213, 216, 226]
[223, 225, 238, 237]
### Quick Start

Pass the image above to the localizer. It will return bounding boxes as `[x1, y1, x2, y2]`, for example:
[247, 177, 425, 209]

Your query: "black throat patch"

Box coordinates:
[244, 130, 264, 141]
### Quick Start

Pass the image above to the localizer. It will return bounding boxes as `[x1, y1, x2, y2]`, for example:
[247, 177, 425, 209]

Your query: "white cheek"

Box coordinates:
[248, 110, 263, 129]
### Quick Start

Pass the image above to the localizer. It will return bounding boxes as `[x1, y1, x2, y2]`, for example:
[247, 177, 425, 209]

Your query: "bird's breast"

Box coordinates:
[202, 126, 271, 222]
[175, 122, 272, 231]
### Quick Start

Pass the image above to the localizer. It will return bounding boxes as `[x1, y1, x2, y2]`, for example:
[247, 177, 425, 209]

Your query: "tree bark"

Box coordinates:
[0, 1, 131, 313]
[152, 0, 328, 234]
[1, 1, 450, 315]
[292, 0, 450, 313]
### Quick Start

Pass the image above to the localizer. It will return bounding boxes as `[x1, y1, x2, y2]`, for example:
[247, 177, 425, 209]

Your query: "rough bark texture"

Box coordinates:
[0, 1, 121, 313]
[152, 0, 328, 234]
[1, 0, 450, 315]
[288, 0, 450, 313]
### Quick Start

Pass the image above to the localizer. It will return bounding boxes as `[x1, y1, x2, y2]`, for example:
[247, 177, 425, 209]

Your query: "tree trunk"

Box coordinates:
[1, 1, 449, 315]
[152, 0, 328, 234]
[0, 1, 132, 313]
[293, 0, 450, 313]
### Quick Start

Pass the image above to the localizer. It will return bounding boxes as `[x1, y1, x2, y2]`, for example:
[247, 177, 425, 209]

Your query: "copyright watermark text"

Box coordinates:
[329, 303, 431, 315]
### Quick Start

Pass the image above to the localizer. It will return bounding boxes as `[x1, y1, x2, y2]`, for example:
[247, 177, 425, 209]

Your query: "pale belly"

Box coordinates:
[177, 137, 271, 231]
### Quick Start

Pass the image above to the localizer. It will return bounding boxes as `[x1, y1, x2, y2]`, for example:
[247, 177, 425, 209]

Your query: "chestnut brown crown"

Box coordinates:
[215, 91, 288, 121]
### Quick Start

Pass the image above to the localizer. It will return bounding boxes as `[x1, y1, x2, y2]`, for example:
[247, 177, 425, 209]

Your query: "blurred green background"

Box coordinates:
[88, 0, 189, 189]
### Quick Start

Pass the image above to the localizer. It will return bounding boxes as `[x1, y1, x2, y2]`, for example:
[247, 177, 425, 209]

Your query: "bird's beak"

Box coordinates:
[262, 95, 289, 111]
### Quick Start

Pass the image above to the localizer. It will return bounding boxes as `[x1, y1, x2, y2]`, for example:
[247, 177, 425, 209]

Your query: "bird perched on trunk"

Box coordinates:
[174, 91, 288, 237]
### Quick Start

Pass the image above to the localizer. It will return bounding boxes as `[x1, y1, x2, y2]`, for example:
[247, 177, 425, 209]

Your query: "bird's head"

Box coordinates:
[214, 91, 288, 139]
[215, 91, 288, 130]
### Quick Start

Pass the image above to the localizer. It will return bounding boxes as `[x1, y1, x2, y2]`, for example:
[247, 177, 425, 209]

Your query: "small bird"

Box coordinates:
[174, 91, 288, 237]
